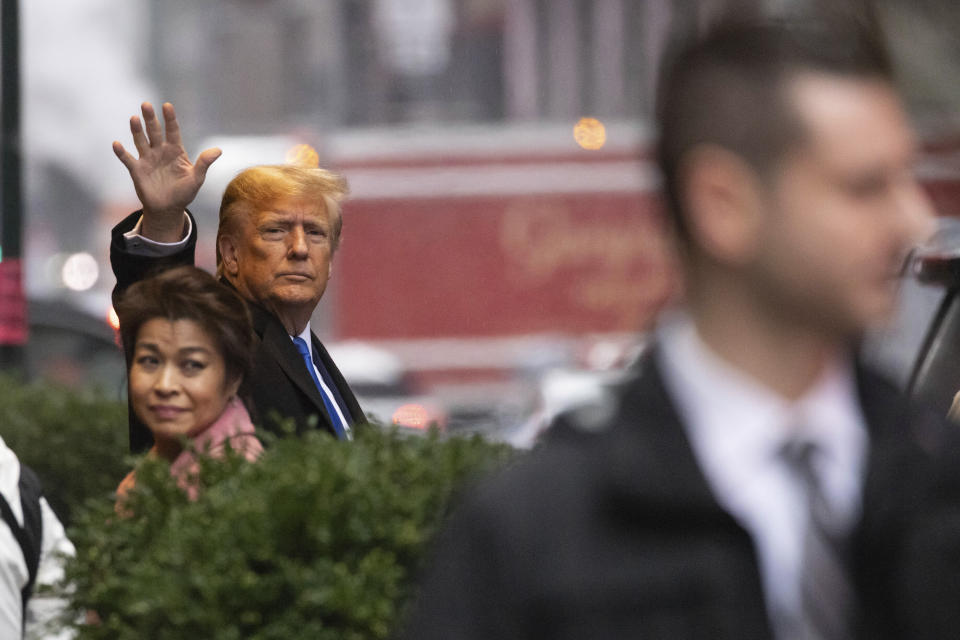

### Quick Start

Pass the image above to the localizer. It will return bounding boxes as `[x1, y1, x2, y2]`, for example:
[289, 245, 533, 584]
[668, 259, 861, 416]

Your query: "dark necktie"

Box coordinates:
[292, 337, 349, 440]
[781, 439, 856, 640]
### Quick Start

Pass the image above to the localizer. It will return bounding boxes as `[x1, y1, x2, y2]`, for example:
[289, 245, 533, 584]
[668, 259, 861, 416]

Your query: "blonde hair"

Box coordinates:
[215, 165, 349, 276]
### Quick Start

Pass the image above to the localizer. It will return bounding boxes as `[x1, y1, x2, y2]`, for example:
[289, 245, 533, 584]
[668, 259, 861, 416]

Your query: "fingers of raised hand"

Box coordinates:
[162, 102, 182, 146]
[141, 102, 163, 148]
[193, 147, 222, 181]
[112, 141, 136, 172]
[129, 115, 149, 156]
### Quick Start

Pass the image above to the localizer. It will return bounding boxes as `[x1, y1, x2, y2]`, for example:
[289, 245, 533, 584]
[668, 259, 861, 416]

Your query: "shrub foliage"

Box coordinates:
[0, 374, 128, 525]
[64, 422, 512, 639]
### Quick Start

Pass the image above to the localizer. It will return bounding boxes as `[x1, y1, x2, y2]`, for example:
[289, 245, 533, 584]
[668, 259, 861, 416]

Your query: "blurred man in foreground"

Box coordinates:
[400, 16, 960, 640]
[111, 104, 363, 452]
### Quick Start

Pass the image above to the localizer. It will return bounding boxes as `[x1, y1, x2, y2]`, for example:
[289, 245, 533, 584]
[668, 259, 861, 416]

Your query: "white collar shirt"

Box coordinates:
[656, 313, 868, 640]
[122, 213, 193, 256]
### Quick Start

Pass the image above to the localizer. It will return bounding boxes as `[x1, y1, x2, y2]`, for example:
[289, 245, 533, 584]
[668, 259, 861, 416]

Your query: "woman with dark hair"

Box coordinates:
[115, 266, 262, 503]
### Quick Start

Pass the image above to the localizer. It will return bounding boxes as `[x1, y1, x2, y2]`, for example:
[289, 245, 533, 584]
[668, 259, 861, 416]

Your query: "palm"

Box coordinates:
[113, 102, 220, 239]
[130, 143, 205, 214]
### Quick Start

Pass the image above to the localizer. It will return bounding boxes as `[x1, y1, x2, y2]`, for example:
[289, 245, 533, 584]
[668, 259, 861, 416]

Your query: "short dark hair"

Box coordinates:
[655, 15, 894, 243]
[116, 266, 255, 386]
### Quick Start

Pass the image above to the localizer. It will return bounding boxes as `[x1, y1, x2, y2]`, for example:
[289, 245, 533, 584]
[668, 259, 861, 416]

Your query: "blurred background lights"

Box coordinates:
[107, 306, 121, 331]
[392, 403, 430, 429]
[573, 117, 606, 150]
[61, 252, 99, 291]
[285, 143, 320, 167]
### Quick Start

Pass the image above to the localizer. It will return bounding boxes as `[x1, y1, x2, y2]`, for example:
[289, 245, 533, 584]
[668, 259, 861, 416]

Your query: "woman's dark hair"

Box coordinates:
[116, 266, 255, 386]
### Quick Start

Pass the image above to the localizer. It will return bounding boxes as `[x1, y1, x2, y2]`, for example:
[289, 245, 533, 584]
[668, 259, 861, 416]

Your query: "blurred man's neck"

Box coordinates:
[686, 277, 847, 401]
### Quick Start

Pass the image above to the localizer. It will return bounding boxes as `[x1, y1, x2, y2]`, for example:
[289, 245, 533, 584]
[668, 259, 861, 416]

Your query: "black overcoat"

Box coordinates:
[400, 349, 960, 639]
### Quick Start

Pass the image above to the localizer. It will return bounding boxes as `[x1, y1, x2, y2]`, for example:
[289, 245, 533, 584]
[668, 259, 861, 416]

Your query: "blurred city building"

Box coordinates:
[149, 0, 669, 131]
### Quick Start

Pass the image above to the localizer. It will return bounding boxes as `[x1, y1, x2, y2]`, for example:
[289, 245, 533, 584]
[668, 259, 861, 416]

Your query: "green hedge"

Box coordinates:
[0, 374, 128, 525]
[63, 422, 512, 639]
[0, 377, 512, 637]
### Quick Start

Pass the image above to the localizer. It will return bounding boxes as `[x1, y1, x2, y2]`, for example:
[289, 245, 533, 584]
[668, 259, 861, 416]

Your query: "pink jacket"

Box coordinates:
[117, 397, 263, 505]
[170, 397, 263, 499]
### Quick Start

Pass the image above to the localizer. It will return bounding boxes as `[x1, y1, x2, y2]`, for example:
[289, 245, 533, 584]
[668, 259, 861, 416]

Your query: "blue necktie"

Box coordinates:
[292, 337, 349, 440]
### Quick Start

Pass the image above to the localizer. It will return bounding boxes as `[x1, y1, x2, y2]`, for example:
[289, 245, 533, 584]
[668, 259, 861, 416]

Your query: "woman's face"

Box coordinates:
[129, 318, 239, 448]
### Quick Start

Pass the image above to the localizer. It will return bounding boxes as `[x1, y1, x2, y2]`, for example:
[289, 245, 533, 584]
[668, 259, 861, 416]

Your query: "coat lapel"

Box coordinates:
[240, 291, 336, 433]
[597, 349, 738, 528]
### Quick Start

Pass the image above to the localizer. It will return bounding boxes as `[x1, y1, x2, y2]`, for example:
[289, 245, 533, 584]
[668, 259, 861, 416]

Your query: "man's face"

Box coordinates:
[747, 73, 933, 337]
[222, 197, 336, 319]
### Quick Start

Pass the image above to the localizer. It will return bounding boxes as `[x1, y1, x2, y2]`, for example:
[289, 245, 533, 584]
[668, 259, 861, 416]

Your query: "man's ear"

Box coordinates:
[218, 234, 241, 277]
[680, 145, 766, 265]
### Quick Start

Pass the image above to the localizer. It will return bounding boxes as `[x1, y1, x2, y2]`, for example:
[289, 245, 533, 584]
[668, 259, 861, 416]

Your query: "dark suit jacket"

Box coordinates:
[111, 210, 364, 452]
[399, 348, 960, 640]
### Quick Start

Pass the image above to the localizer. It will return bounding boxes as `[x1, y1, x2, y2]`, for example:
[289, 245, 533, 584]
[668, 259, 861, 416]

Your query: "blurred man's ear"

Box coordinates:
[681, 145, 766, 265]
[218, 234, 241, 278]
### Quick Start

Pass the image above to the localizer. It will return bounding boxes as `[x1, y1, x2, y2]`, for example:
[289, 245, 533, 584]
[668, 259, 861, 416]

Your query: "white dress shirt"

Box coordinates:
[656, 313, 868, 640]
[0, 436, 76, 640]
[122, 212, 192, 256]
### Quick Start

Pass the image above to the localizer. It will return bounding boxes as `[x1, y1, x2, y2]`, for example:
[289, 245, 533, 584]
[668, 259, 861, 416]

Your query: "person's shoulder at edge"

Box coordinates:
[538, 350, 652, 447]
[394, 365, 649, 640]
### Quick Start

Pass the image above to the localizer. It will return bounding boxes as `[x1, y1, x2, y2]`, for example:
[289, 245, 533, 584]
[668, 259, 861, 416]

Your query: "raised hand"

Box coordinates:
[112, 102, 221, 242]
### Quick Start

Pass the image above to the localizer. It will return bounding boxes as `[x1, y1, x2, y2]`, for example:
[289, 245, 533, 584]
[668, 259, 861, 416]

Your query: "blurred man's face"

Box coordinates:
[747, 72, 933, 337]
[222, 197, 335, 321]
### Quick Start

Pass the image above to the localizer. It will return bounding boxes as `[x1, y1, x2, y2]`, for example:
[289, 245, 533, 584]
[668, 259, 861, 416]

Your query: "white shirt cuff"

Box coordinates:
[122, 213, 193, 257]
